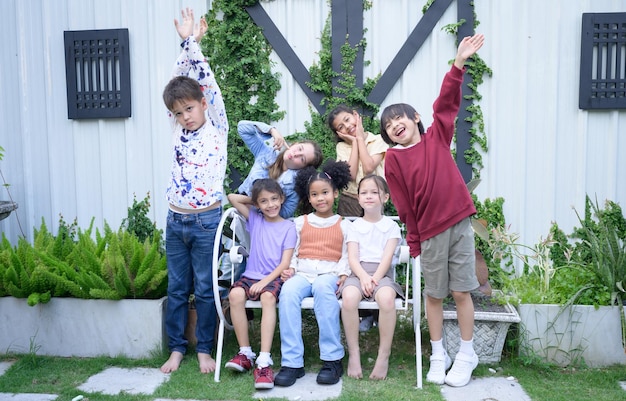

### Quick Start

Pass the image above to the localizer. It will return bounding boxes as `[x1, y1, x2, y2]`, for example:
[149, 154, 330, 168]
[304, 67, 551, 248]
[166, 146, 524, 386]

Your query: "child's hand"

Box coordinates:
[337, 131, 357, 144]
[194, 16, 208, 43]
[281, 268, 295, 281]
[454, 34, 484, 69]
[361, 276, 376, 298]
[249, 280, 266, 297]
[174, 8, 196, 41]
[270, 128, 288, 151]
[335, 275, 347, 295]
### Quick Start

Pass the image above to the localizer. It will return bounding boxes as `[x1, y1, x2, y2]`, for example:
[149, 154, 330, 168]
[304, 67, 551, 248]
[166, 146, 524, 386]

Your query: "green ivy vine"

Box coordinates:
[202, 0, 492, 193]
[293, 1, 380, 164]
[202, 0, 284, 190]
[439, 14, 492, 179]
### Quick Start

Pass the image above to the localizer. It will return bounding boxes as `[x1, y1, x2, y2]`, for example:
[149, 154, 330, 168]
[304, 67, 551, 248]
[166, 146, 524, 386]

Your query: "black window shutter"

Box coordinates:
[64, 28, 132, 119]
[580, 13, 626, 110]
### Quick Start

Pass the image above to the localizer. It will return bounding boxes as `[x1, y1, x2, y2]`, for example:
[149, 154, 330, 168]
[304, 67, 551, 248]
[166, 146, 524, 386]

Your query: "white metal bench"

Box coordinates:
[211, 206, 423, 388]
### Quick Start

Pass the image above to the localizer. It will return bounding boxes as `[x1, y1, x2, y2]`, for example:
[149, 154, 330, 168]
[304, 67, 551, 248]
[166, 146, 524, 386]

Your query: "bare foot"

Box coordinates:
[198, 352, 216, 374]
[369, 355, 389, 380]
[347, 353, 363, 379]
[161, 351, 184, 373]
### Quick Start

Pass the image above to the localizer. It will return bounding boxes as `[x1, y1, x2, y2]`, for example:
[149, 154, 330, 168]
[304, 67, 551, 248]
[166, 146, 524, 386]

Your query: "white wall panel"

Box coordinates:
[1, 0, 625, 258]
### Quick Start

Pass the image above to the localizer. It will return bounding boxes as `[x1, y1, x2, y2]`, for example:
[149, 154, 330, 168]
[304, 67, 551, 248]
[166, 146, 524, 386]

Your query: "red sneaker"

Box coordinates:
[254, 366, 275, 389]
[225, 353, 253, 372]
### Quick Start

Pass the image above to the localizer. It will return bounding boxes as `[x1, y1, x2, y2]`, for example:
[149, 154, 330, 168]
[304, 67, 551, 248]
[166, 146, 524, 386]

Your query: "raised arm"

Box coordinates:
[227, 193, 253, 220]
[171, 9, 228, 137]
[237, 120, 276, 159]
[453, 33, 484, 69]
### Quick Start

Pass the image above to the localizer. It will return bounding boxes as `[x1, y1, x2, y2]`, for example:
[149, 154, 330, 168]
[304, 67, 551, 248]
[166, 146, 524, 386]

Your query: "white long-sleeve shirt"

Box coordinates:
[165, 37, 228, 210]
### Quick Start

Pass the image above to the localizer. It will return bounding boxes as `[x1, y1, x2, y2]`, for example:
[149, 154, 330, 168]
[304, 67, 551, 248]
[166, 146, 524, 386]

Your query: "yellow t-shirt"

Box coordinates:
[335, 132, 388, 196]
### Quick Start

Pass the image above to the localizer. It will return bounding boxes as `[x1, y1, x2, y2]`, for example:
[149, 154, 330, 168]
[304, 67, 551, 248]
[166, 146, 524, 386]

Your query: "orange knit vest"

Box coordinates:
[297, 215, 343, 262]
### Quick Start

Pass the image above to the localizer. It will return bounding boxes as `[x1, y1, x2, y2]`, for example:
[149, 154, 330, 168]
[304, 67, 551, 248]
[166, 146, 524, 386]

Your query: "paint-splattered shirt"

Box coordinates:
[166, 36, 228, 210]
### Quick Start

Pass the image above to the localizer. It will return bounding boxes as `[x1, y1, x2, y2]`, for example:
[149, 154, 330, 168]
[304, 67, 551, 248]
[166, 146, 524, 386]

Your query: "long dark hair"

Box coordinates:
[326, 104, 355, 142]
[267, 140, 323, 180]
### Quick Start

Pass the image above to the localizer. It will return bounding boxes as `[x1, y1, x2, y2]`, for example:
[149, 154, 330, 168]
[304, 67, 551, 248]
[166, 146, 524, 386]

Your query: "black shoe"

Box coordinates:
[316, 359, 343, 384]
[274, 366, 305, 387]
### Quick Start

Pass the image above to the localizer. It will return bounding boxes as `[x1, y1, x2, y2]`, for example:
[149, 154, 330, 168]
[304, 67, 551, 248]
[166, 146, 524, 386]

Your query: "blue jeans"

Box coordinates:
[279, 274, 344, 367]
[165, 207, 221, 355]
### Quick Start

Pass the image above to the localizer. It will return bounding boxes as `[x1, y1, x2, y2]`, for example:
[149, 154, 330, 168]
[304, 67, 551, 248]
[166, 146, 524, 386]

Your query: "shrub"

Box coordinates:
[0, 194, 167, 305]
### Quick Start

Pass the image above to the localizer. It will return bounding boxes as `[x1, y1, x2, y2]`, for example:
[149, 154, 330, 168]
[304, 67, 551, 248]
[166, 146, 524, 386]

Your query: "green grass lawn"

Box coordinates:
[1, 308, 625, 400]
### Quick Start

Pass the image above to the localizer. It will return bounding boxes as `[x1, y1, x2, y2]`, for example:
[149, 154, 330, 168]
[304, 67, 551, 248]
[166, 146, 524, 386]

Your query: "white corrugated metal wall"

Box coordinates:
[1, 0, 625, 257]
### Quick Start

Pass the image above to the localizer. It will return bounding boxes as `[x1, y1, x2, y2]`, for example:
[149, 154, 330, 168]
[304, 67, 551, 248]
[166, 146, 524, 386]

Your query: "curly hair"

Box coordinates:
[294, 160, 351, 212]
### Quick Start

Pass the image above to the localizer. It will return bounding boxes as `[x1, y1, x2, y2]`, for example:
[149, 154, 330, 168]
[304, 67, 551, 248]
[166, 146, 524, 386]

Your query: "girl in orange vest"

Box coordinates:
[274, 160, 351, 387]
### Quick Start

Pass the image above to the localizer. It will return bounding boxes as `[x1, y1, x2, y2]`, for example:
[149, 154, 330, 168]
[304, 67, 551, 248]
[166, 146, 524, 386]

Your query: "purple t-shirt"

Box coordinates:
[242, 208, 297, 280]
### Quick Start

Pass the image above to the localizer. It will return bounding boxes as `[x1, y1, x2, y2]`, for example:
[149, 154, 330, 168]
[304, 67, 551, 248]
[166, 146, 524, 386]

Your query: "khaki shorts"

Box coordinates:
[339, 262, 404, 301]
[420, 217, 478, 299]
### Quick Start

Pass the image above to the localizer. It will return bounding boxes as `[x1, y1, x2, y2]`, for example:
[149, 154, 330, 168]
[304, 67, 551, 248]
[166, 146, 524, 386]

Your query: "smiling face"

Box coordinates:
[254, 189, 284, 221]
[357, 177, 388, 215]
[332, 110, 361, 138]
[171, 97, 208, 131]
[308, 179, 338, 217]
[283, 142, 318, 170]
[383, 112, 422, 147]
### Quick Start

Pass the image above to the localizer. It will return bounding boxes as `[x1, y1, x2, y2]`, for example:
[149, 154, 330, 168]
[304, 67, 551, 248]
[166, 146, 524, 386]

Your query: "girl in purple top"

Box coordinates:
[225, 179, 297, 390]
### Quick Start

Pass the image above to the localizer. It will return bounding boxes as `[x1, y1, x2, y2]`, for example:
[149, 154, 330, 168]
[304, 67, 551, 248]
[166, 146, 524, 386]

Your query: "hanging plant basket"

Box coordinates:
[0, 200, 17, 221]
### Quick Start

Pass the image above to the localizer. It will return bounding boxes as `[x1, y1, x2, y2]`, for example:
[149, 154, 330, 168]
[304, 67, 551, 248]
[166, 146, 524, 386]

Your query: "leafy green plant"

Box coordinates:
[570, 197, 626, 349]
[121, 192, 162, 244]
[472, 193, 511, 289]
[491, 195, 623, 309]
[292, 3, 380, 164]
[0, 198, 167, 304]
[439, 11, 492, 179]
[202, 0, 284, 190]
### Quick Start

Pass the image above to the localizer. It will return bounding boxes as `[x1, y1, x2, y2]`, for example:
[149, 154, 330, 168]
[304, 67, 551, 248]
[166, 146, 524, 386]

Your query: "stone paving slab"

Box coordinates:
[0, 362, 14, 377]
[0, 394, 57, 400]
[76, 367, 169, 396]
[441, 376, 531, 401]
[254, 373, 342, 401]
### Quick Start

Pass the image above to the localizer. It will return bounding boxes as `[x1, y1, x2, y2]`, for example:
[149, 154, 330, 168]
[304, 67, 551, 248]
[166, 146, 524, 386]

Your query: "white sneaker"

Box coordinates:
[444, 352, 479, 387]
[426, 352, 452, 384]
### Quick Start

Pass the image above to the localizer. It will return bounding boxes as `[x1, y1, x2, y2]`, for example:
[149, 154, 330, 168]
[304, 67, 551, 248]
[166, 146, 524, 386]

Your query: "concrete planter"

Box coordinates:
[0, 296, 167, 358]
[518, 303, 626, 367]
[443, 296, 521, 363]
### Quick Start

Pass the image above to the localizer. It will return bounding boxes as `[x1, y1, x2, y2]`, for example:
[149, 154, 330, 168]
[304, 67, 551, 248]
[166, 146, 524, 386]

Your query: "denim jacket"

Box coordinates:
[237, 120, 299, 218]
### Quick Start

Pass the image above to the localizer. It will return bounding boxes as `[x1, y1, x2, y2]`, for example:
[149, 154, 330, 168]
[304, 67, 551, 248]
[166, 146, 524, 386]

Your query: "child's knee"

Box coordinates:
[341, 287, 361, 308]
[229, 287, 246, 304]
[260, 291, 277, 306]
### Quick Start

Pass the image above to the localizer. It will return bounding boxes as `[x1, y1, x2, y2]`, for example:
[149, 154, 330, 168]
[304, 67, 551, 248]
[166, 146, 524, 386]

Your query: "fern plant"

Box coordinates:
[0, 195, 167, 305]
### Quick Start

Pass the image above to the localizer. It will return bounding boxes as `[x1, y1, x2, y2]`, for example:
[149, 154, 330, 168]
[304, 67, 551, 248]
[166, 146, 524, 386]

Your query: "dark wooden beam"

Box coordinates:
[456, 0, 475, 183]
[246, 3, 325, 114]
[366, 0, 454, 105]
[331, 0, 364, 96]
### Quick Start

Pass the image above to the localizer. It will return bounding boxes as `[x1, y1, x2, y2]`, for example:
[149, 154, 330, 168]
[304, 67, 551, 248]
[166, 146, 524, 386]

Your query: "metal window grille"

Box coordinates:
[579, 13, 626, 110]
[64, 29, 131, 119]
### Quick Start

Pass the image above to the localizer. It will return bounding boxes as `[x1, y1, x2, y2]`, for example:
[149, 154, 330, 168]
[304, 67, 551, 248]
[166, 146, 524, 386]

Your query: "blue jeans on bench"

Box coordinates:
[279, 274, 345, 368]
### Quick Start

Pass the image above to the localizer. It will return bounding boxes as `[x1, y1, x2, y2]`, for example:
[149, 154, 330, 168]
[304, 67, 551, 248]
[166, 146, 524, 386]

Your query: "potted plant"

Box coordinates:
[495, 195, 626, 367]
[0, 193, 169, 358]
